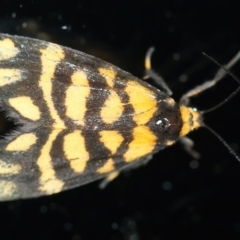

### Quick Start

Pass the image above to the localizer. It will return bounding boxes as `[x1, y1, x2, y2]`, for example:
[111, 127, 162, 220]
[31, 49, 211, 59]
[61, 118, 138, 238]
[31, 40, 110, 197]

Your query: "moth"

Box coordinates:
[0, 33, 239, 201]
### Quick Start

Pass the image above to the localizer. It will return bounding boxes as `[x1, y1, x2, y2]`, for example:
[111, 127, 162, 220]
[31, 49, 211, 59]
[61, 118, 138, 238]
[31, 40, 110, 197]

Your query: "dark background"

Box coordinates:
[0, 0, 240, 239]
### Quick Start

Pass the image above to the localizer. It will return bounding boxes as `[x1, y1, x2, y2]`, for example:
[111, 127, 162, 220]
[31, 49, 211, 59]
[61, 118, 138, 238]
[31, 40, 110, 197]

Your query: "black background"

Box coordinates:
[0, 0, 240, 239]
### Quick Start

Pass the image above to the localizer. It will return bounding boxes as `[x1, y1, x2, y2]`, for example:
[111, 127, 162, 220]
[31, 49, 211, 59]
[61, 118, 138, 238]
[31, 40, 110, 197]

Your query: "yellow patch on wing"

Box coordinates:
[64, 130, 89, 173]
[65, 70, 90, 125]
[97, 158, 115, 174]
[99, 68, 123, 124]
[0, 38, 19, 60]
[99, 130, 123, 154]
[98, 67, 116, 88]
[124, 126, 157, 162]
[97, 131, 124, 173]
[0, 180, 18, 200]
[125, 80, 157, 125]
[0, 69, 21, 86]
[37, 129, 64, 195]
[0, 160, 21, 174]
[8, 96, 41, 121]
[100, 91, 123, 124]
[39, 43, 66, 129]
[6, 133, 37, 151]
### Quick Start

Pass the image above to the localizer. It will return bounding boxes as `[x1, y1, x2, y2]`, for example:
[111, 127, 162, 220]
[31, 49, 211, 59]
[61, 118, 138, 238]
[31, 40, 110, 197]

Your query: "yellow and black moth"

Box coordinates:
[0, 33, 238, 201]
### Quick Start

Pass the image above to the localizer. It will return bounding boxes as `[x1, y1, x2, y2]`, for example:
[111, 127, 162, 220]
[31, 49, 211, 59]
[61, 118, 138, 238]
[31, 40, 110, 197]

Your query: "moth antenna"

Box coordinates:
[201, 52, 240, 114]
[203, 124, 240, 162]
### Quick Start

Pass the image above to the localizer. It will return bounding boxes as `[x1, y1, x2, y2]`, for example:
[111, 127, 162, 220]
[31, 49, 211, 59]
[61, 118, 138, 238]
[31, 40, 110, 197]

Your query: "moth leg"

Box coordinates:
[99, 171, 119, 189]
[179, 136, 201, 159]
[180, 51, 240, 105]
[144, 47, 173, 96]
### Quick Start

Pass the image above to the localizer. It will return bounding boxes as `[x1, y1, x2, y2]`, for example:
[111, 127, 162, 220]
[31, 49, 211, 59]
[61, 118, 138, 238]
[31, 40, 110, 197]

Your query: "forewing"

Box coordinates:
[0, 34, 162, 200]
